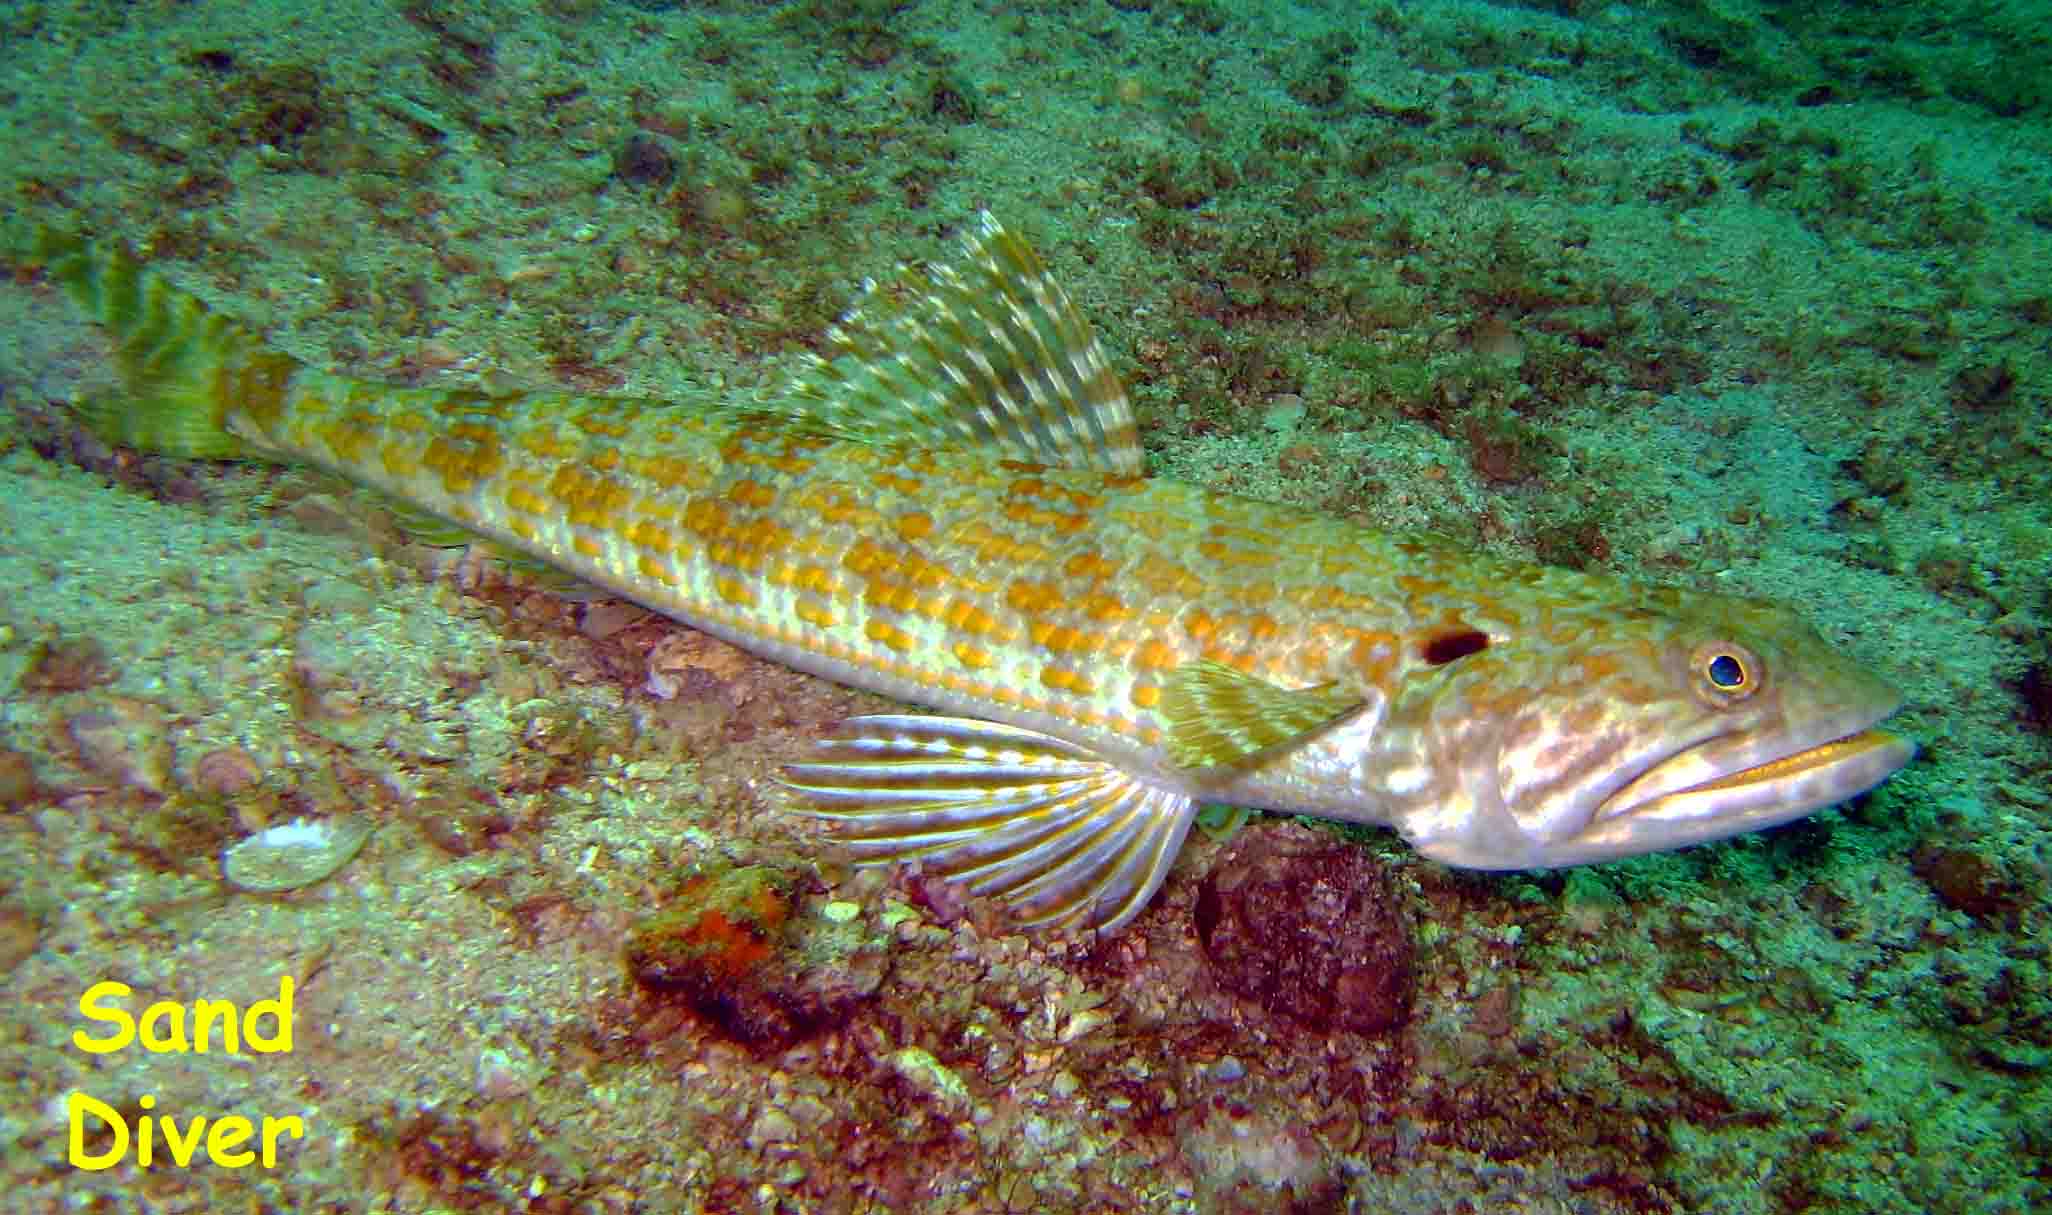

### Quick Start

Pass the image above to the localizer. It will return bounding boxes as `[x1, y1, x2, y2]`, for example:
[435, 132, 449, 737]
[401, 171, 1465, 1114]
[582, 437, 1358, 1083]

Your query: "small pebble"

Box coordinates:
[0, 905, 40, 976]
[613, 133, 677, 187]
[191, 747, 263, 796]
[67, 704, 171, 794]
[746, 1107, 798, 1148]
[577, 599, 648, 640]
[889, 1047, 970, 1112]
[285, 493, 371, 540]
[0, 747, 37, 809]
[476, 1044, 539, 1100]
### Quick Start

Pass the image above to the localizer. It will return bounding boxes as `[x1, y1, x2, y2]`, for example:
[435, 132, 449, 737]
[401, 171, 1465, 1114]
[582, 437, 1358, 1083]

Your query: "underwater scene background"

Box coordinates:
[0, 0, 2047, 1211]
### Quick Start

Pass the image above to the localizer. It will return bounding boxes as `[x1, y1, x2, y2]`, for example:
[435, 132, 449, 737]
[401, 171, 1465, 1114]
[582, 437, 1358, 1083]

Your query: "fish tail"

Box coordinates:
[35, 228, 299, 461]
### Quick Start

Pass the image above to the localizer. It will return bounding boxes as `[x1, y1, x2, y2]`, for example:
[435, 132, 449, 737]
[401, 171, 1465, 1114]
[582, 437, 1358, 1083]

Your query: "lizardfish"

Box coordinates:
[35, 216, 1913, 933]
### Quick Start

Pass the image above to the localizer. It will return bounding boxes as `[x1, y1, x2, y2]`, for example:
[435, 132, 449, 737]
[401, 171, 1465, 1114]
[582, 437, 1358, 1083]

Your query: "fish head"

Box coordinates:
[1385, 590, 1914, 870]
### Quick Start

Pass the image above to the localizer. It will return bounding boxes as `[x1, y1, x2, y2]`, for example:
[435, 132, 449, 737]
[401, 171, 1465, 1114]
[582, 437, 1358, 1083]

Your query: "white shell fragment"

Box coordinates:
[221, 815, 373, 893]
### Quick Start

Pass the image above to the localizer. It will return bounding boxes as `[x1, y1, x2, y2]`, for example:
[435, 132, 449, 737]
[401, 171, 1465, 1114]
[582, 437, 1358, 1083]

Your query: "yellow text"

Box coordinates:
[68, 1092, 304, 1170]
[72, 976, 294, 1056]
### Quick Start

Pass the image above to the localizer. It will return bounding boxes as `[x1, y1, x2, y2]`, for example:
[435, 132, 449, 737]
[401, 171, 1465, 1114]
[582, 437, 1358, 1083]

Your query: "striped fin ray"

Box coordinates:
[782, 715, 1196, 934]
[778, 212, 1143, 475]
[1159, 660, 1365, 769]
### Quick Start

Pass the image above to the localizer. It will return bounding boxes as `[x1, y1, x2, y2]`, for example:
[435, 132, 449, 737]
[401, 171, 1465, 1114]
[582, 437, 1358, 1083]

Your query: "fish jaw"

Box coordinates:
[1563, 725, 1915, 864]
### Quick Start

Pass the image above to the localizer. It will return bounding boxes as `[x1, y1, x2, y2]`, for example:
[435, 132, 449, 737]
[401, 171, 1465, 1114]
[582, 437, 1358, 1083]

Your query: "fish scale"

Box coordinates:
[37, 214, 1913, 934]
[269, 369, 1419, 762]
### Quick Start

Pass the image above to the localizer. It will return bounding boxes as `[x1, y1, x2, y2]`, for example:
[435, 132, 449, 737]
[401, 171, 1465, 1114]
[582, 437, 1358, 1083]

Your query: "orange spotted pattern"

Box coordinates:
[247, 367, 1606, 760]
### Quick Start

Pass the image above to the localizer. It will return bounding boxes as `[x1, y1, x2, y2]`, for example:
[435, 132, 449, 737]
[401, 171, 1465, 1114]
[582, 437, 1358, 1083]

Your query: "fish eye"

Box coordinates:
[1691, 643, 1760, 702]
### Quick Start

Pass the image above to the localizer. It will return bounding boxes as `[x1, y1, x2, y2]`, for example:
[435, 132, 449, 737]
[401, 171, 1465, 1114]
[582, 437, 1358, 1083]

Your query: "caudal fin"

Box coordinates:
[35, 228, 298, 461]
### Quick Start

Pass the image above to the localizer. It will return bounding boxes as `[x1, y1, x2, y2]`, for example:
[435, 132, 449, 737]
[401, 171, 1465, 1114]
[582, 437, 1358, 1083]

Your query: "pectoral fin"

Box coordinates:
[781, 714, 1195, 934]
[1159, 660, 1362, 769]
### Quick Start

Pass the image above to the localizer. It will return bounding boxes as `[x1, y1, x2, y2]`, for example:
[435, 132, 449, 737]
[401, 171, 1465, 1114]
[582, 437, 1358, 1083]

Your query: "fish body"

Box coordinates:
[37, 217, 1913, 933]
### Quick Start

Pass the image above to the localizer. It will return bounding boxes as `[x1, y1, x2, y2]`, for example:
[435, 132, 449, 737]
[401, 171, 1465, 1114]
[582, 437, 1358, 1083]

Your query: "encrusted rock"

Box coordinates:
[1176, 1094, 1344, 1214]
[1195, 825, 1415, 1035]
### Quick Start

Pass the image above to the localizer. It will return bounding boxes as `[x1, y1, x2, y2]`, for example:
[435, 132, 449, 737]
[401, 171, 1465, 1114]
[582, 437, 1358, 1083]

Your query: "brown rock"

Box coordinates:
[1913, 846, 2018, 919]
[1195, 826, 1415, 1034]
[21, 636, 113, 693]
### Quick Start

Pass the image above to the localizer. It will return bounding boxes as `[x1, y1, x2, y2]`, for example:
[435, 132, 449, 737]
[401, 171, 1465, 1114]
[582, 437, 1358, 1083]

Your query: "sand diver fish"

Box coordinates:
[35, 215, 1914, 934]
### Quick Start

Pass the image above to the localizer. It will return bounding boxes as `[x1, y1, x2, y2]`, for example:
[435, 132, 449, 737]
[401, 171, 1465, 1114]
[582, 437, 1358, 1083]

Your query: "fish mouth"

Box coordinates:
[1576, 725, 1916, 859]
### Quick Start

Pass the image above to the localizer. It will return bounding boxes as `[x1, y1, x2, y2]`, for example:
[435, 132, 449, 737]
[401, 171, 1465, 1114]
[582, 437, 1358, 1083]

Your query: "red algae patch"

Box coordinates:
[627, 865, 791, 985]
[624, 864, 885, 1051]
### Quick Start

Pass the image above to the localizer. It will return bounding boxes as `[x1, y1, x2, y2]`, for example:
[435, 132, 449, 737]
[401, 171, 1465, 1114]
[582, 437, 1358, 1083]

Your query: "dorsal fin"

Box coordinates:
[774, 213, 1143, 475]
